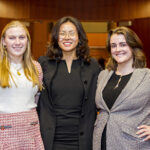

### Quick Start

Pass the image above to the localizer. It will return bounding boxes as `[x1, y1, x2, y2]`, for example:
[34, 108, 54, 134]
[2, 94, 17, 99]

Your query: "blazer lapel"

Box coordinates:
[43, 60, 58, 107]
[111, 69, 147, 111]
[97, 70, 114, 112]
[43, 60, 57, 91]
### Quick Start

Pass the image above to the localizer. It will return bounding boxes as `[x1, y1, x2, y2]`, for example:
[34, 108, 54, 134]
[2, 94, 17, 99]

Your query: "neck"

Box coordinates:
[62, 51, 77, 73]
[116, 64, 134, 75]
[9, 56, 23, 64]
[62, 51, 77, 63]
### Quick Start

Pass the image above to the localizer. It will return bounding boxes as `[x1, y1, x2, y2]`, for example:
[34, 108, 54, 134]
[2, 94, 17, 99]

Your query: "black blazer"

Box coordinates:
[37, 56, 101, 150]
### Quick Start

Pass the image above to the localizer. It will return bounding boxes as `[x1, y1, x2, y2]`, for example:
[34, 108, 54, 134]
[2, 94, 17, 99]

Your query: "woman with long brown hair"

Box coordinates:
[93, 26, 150, 150]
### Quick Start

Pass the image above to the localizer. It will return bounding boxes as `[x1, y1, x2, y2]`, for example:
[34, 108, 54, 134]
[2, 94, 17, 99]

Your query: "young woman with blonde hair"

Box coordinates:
[0, 21, 44, 149]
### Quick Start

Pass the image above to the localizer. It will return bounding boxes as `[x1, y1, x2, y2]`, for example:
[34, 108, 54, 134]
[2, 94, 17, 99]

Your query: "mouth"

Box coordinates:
[115, 52, 126, 57]
[13, 47, 23, 50]
[63, 42, 72, 47]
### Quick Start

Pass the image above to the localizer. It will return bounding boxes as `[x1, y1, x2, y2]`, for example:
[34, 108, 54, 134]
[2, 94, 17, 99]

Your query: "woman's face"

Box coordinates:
[110, 34, 133, 66]
[3, 26, 28, 63]
[58, 21, 79, 54]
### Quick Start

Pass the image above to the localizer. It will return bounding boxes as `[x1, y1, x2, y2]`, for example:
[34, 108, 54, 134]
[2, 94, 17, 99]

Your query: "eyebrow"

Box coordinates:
[7, 34, 26, 36]
[111, 42, 127, 44]
[59, 30, 75, 32]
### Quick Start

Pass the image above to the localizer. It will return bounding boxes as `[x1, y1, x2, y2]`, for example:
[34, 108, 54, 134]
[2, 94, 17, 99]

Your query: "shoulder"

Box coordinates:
[90, 58, 99, 66]
[33, 60, 41, 68]
[97, 69, 112, 81]
[135, 68, 150, 77]
[38, 56, 50, 65]
[98, 69, 110, 77]
[38, 56, 56, 69]
[100, 69, 110, 75]
[33, 60, 42, 73]
[88, 58, 101, 72]
[33, 60, 43, 81]
[134, 68, 150, 74]
[142, 68, 150, 73]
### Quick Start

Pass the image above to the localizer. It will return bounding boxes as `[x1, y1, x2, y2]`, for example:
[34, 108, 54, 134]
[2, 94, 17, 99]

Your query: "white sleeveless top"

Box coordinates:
[0, 62, 38, 113]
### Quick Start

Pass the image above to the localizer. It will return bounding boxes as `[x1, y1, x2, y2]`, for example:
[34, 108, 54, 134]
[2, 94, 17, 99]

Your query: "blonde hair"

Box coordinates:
[0, 20, 42, 89]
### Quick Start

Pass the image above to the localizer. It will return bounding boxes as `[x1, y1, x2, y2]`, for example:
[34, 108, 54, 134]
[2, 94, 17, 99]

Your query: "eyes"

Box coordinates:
[8, 35, 27, 40]
[59, 31, 77, 38]
[111, 42, 128, 48]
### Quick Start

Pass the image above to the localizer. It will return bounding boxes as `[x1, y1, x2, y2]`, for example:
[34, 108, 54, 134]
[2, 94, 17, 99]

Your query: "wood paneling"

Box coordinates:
[0, 0, 30, 19]
[30, 21, 49, 60]
[130, 18, 150, 68]
[87, 33, 107, 46]
[119, 0, 150, 20]
[87, 33, 109, 61]
[0, 0, 149, 21]
[90, 48, 109, 61]
[29, 0, 150, 21]
[0, 0, 150, 63]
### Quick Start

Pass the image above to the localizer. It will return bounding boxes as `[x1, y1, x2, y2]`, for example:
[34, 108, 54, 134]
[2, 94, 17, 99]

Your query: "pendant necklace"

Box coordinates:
[17, 69, 21, 76]
[114, 74, 122, 89]
[11, 63, 22, 76]
[15, 65, 22, 76]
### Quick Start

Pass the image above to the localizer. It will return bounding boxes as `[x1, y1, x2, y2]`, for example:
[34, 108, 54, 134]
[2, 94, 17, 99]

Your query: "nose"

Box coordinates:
[64, 33, 70, 39]
[116, 45, 120, 51]
[15, 38, 21, 44]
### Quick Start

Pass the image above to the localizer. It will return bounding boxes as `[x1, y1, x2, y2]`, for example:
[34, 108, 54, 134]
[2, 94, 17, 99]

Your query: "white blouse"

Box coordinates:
[0, 63, 38, 113]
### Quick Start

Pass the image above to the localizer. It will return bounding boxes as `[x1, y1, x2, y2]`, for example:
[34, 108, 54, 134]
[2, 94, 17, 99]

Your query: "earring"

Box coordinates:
[3, 45, 7, 49]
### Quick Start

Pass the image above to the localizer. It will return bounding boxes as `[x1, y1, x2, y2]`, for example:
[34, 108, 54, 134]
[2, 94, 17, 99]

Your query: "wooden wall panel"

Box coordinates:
[130, 18, 150, 67]
[29, 0, 120, 21]
[29, 0, 150, 21]
[0, 0, 149, 21]
[0, 0, 29, 19]
[0, 19, 12, 34]
[30, 21, 49, 60]
[119, 0, 150, 20]
[87, 33, 109, 61]
[90, 48, 109, 61]
[87, 33, 107, 46]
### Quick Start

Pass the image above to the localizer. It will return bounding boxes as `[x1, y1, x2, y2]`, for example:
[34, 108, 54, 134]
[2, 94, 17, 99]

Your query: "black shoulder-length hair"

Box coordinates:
[46, 16, 90, 62]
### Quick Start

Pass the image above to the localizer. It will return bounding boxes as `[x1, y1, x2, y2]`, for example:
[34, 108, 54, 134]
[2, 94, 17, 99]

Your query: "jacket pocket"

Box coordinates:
[120, 124, 140, 150]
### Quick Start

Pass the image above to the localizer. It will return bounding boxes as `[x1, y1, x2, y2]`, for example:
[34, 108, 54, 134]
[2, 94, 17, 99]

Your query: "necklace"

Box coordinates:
[114, 75, 122, 89]
[17, 69, 21, 76]
[11, 63, 22, 76]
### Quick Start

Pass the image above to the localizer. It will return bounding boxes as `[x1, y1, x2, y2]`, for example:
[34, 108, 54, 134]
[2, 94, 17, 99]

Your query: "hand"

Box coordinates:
[136, 125, 150, 141]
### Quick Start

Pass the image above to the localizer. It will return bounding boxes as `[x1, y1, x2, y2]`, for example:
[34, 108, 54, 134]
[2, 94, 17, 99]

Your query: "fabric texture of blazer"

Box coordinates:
[37, 56, 101, 150]
[93, 68, 150, 150]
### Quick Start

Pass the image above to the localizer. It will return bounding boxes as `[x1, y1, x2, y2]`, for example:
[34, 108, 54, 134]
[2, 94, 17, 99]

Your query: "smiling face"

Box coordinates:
[3, 26, 28, 63]
[58, 21, 79, 55]
[110, 34, 133, 67]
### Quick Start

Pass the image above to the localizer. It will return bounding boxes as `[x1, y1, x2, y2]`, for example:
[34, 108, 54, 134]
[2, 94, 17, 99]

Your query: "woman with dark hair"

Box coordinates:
[38, 16, 101, 150]
[93, 26, 150, 150]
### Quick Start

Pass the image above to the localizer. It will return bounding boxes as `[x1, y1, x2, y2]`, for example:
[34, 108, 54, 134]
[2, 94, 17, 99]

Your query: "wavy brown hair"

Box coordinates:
[106, 26, 146, 71]
[46, 16, 90, 62]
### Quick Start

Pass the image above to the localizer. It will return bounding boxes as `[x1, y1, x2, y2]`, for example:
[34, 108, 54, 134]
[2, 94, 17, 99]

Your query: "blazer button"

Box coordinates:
[80, 132, 84, 136]
[84, 80, 87, 84]
[81, 113, 85, 118]
[85, 97, 88, 101]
